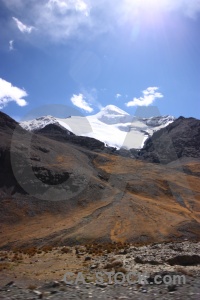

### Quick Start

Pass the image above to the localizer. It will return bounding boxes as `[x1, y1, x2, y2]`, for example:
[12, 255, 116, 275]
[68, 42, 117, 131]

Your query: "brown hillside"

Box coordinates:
[0, 112, 200, 249]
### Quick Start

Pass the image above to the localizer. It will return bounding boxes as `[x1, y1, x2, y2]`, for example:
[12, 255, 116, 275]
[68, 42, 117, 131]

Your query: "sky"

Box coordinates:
[0, 0, 200, 121]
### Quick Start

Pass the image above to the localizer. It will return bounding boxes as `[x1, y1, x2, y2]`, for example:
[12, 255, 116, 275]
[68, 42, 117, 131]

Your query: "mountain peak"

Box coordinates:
[100, 105, 129, 116]
[21, 115, 59, 132]
[92, 105, 130, 125]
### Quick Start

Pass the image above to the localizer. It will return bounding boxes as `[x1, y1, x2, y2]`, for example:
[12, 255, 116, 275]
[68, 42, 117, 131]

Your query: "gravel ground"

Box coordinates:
[1, 241, 200, 299]
[0, 275, 200, 299]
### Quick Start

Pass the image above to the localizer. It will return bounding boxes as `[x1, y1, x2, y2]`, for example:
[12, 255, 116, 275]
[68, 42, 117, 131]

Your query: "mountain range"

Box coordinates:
[0, 108, 200, 250]
[20, 105, 175, 150]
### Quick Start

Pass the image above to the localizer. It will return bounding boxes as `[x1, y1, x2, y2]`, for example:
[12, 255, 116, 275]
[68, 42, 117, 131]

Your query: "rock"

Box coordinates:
[75, 246, 86, 255]
[51, 281, 60, 288]
[104, 260, 123, 269]
[135, 256, 160, 265]
[43, 291, 51, 297]
[167, 255, 200, 266]
[90, 264, 98, 269]
[85, 256, 92, 261]
[51, 290, 58, 294]
[167, 285, 177, 292]
[118, 249, 127, 255]
[43, 281, 60, 289]
[33, 290, 42, 297]
[5, 281, 14, 287]
[96, 283, 107, 288]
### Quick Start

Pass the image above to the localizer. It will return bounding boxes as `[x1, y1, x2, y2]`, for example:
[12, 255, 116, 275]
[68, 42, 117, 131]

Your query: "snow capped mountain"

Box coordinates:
[21, 115, 73, 133]
[94, 105, 132, 124]
[21, 116, 59, 132]
[20, 105, 175, 150]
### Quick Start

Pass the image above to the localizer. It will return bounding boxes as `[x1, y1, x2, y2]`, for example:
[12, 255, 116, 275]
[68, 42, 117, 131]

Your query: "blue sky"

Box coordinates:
[0, 0, 200, 120]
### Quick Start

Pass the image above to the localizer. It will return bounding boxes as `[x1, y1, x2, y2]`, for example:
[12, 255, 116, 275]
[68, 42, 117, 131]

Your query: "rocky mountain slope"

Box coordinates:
[139, 116, 200, 164]
[0, 111, 200, 250]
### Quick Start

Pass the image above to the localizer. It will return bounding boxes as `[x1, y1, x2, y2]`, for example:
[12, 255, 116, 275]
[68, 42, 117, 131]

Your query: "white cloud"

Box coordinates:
[38, 0, 90, 40]
[80, 88, 103, 109]
[2, 0, 200, 44]
[116, 93, 121, 99]
[47, 0, 89, 15]
[126, 87, 163, 107]
[71, 93, 93, 112]
[9, 40, 14, 51]
[75, 0, 88, 14]
[47, 0, 68, 10]
[2, 0, 103, 42]
[0, 78, 28, 109]
[12, 17, 35, 33]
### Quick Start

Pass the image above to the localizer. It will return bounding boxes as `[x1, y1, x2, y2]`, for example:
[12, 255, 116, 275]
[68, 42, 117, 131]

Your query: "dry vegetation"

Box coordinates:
[0, 151, 200, 258]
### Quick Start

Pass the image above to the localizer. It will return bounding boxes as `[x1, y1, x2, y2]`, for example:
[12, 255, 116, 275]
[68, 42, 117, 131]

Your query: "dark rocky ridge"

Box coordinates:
[34, 122, 75, 136]
[0, 111, 109, 214]
[138, 116, 200, 164]
[0, 112, 27, 194]
[35, 123, 105, 151]
[0, 111, 18, 131]
[0, 113, 107, 198]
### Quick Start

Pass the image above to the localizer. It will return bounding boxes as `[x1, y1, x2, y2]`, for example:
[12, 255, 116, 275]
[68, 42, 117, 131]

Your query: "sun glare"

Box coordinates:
[124, 0, 168, 10]
[123, 0, 169, 26]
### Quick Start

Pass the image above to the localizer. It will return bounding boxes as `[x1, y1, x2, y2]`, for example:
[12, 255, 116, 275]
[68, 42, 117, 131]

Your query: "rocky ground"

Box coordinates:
[0, 276, 200, 299]
[0, 241, 199, 299]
